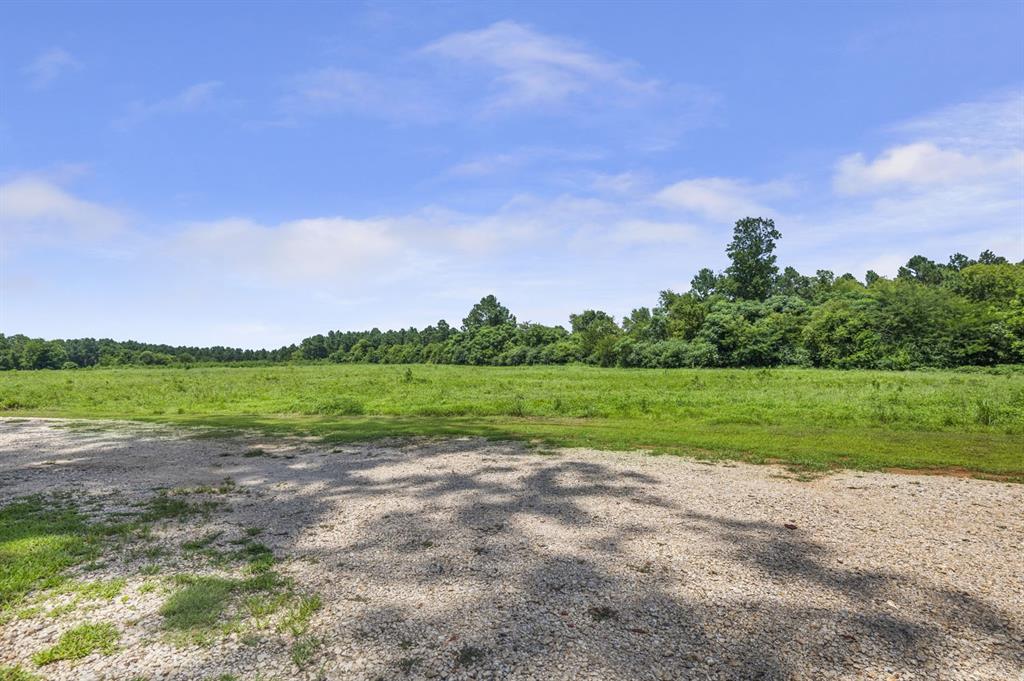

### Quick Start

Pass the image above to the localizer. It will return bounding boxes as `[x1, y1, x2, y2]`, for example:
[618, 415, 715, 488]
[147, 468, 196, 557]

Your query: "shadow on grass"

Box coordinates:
[110, 412, 1024, 480]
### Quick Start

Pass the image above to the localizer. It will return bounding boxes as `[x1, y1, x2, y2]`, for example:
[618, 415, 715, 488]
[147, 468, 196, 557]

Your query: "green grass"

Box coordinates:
[0, 665, 42, 681]
[0, 486, 323, 657]
[157, 528, 295, 642]
[31, 622, 119, 666]
[290, 635, 321, 668]
[0, 497, 106, 611]
[63, 578, 126, 601]
[279, 594, 322, 637]
[0, 663, 41, 679]
[160, 576, 237, 631]
[2, 364, 1022, 476]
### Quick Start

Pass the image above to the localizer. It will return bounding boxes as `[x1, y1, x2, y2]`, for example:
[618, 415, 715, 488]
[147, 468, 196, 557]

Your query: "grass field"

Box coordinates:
[1, 364, 1022, 478]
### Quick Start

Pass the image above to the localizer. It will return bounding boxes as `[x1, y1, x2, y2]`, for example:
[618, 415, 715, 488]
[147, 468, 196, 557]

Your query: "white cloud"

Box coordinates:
[652, 91, 1024, 270]
[177, 217, 404, 284]
[117, 81, 223, 128]
[810, 90, 1024, 265]
[0, 177, 127, 243]
[833, 142, 1022, 195]
[24, 48, 81, 89]
[168, 188, 717, 293]
[422, 21, 654, 111]
[655, 177, 793, 222]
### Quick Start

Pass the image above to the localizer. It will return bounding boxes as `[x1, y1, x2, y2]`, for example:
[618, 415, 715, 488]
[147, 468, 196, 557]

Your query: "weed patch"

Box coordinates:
[0, 497, 104, 610]
[32, 622, 119, 666]
[0, 665, 42, 681]
[290, 635, 320, 668]
[160, 576, 236, 631]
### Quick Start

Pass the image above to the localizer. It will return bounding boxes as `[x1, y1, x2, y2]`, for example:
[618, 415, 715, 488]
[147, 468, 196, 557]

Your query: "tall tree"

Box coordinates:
[723, 217, 782, 300]
[462, 295, 516, 331]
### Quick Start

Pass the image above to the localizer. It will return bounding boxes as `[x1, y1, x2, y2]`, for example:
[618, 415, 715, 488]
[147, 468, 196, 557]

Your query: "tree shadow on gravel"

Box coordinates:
[236, 444, 1022, 680]
[1, 424, 1021, 680]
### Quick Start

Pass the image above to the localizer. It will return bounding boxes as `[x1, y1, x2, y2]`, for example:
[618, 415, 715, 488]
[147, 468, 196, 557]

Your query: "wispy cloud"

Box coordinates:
[278, 20, 716, 142]
[24, 48, 81, 89]
[894, 90, 1024, 152]
[447, 147, 604, 177]
[607, 220, 701, 245]
[282, 68, 443, 123]
[656, 178, 795, 222]
[0, 177, 127, 245]
[116, 81, 223, 128]
[421, 20, 654, 112]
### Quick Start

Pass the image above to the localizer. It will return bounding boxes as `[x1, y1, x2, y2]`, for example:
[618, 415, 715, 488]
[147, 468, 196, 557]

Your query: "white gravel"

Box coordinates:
[0, 418, 1021, 680]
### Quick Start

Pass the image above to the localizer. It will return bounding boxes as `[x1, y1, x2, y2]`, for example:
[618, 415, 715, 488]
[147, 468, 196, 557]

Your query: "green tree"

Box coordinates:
[658, 291, 706, 340]
[774, 266, 812, 298]
[569, 310, 620, 365]
[897, 255, 944, 285]
[689, 268, 720, 300]
[723, 217, 782, 300]
[978, 249, 1008, 265]
[19, 339, 68, 370]
[462, 295, 516, 331]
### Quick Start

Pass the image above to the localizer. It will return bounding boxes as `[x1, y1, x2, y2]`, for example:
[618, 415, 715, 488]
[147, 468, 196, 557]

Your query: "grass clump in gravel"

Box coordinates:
[31, 622, 119, 666]
[289, 635, 321, 668]
[181, 531, 224, 553]
[140, 494, 221, 523]
[64, 577, 126, 601]
[0, 665, 42, 681]
[169, 478, 237, 495]
[0, 496, 105, 613]
[160, 576, 236, 632]
[0, 663, 42, 679]
[279, 594, 322, 636]
[160, 554, 312, 646]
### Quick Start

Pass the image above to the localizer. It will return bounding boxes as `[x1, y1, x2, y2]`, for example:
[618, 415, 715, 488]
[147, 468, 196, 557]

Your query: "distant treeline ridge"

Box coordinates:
[5, 218, 1022, 371]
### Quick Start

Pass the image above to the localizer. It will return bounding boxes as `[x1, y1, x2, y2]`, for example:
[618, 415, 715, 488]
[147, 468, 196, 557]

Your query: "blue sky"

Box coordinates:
[2, 1, 1022, 348]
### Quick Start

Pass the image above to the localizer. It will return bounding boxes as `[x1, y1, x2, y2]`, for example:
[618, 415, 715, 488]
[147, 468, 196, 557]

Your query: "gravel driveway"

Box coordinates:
[1, 418, 1021, 680]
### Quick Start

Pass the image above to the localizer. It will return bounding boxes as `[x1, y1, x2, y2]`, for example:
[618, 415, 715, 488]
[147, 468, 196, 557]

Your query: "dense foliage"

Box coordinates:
[4, 218, 1021, 370]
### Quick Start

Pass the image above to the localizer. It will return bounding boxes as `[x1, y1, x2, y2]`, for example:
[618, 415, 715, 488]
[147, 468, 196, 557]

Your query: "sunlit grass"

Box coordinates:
[31, 622, 119, 666]
[2, 364, 1022, 476]
[0, 497, 105, 611]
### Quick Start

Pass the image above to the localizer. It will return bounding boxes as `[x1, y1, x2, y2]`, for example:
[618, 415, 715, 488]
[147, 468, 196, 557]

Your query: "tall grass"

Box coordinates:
[1, 365, 1021, 476]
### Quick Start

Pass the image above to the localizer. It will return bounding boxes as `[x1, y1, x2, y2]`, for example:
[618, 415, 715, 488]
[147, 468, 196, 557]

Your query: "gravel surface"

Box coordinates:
[0, 417, 1021, 680]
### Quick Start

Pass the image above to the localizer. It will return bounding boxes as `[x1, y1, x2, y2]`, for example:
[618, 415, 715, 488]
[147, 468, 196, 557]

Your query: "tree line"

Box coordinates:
[4, 217, 1021, 371]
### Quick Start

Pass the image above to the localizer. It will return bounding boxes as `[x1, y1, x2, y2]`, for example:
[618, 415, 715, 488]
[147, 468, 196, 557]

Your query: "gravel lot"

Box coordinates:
[1, 418, 1021, 680]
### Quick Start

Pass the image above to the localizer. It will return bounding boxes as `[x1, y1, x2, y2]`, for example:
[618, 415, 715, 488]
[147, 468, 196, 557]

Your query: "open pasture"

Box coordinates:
[1, 365, 1021, 477]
